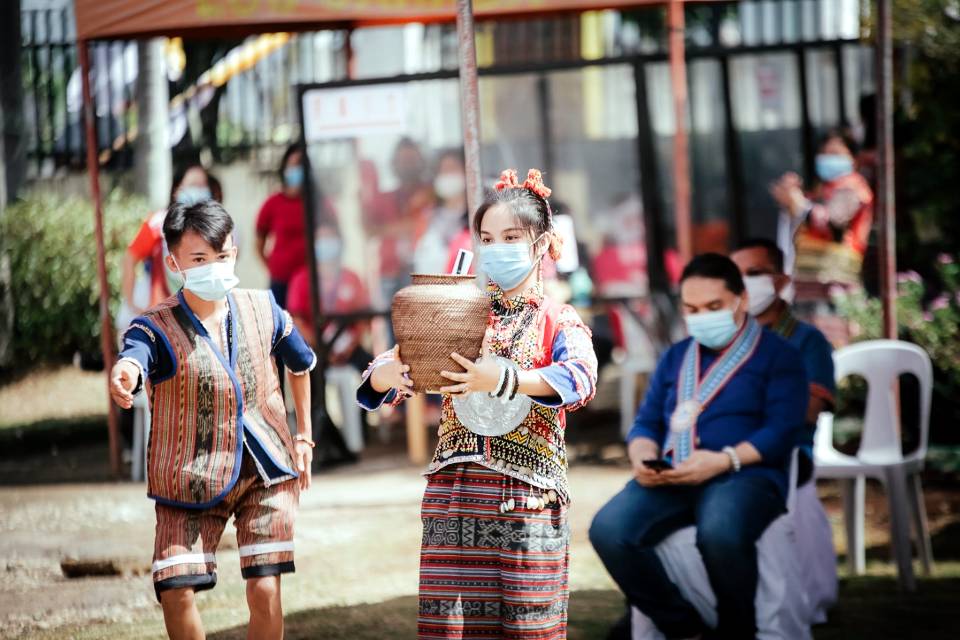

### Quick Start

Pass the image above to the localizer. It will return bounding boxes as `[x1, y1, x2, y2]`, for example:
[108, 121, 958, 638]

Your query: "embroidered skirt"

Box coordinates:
[419, 463, 570, 639]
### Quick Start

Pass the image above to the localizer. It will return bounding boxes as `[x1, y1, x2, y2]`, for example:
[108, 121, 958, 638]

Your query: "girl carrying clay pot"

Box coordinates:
[357, 168, 598, 639]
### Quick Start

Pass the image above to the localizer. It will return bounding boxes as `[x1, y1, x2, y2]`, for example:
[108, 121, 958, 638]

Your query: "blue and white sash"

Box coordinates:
[666, 317, 762, 464]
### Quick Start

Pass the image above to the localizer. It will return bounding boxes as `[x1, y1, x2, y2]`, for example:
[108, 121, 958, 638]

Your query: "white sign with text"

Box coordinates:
[303, 84, 408, 142]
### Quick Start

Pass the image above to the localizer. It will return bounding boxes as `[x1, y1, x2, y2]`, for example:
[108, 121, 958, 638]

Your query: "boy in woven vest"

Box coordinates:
[110, 199, 317, 640]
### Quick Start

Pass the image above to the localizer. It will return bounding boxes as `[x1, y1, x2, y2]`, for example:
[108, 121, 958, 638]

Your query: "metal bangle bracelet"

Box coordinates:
[489, 364, 508, 398]
[499, 367, 515, 404]
[507, 363, 521, 401]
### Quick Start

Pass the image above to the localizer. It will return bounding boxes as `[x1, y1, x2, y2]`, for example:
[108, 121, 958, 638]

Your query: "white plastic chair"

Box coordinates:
[325, 365, 364, 454]
[632, 449, 829, 640]
[814, 340, 934, 591]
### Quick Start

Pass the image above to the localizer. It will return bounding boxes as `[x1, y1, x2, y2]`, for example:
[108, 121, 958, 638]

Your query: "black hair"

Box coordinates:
[169, 163, 209, 206]
[208, 173, 223, 203]
[735, 237, 785, 273]
[680, 253, 745, 295]
[818, 127, 859, 156]
[315, 212, 342, 239]
[858, 94, 876, 149]
[278, 143, 302, 181]
[434, 147, 465, 172]
[163, 200, 235, 252]
[472, 186, 563, 260]
[394, 136, 421, 156]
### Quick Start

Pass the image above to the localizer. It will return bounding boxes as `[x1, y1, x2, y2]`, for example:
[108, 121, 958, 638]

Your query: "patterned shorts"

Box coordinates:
[151, 452, 299, 601]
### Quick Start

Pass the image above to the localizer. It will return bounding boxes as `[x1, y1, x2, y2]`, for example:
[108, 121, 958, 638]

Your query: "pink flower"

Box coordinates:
[922, 312, 933, 322]
[931, 295, 950, 312]
[937, 253, 955, 265]
[897, 270, 922, 284]
[828, 284, 847, 299]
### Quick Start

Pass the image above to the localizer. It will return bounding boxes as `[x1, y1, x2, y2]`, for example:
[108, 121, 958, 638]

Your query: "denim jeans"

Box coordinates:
[589, 473, 784, 639]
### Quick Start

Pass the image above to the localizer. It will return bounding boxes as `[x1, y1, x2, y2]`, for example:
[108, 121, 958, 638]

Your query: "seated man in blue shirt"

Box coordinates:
[590, 253, 808, 639]
[732, 238, 836, 486]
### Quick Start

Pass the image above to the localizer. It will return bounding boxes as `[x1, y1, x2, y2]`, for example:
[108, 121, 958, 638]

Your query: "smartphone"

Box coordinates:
[642, 459, 673, 472]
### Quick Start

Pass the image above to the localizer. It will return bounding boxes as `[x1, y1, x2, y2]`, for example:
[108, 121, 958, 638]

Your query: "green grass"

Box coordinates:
[817, 563, 960, 639]
[24, 566, 960, 640]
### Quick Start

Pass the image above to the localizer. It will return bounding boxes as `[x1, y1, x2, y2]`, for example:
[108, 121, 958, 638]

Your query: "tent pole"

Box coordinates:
[79, 40, 122, 478]
[668, 0, 692, 264]
[876, 0, 897, 339]
[456, 0, 483, 220]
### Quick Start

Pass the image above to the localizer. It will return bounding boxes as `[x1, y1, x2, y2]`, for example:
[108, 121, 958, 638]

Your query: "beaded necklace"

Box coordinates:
[488, 281, 542, 358]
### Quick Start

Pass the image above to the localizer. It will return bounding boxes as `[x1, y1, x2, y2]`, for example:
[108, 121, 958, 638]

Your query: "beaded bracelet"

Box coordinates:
[490, 364, 509, 399]
[499, 367, 515, 404]
[508, 365, 521, 401]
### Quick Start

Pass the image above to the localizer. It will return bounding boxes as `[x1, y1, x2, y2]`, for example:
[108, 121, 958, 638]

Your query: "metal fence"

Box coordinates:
[18, 0, 863, 174]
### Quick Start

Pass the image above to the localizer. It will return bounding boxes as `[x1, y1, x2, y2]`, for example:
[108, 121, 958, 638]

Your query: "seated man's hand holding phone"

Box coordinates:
[628, 437, 673, 487]
[642, 458, 673, 472]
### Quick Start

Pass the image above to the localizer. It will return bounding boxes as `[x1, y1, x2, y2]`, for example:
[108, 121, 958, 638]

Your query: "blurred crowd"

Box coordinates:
[114, 125, 874, 461]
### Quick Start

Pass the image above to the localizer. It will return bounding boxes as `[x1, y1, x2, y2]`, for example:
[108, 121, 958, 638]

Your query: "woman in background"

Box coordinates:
[121, 163, 215, 315]
[256, 144, 308, 308]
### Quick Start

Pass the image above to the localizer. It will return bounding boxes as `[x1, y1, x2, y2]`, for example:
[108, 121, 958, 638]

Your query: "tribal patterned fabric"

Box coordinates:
[143, 289, 297, 507]
[425, 283, 596, 503]
[419, 463, 569, 639]
[152, 453, 298, 602]
[360, 282, 597, 503]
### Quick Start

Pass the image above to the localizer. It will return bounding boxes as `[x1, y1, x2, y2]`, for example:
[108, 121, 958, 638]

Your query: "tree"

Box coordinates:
[886, 0, 960, 277]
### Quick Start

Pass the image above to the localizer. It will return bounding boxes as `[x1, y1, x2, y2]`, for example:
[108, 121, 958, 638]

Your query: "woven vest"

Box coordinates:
[144, 289, 295, 508]
[426, 297, 574, 502]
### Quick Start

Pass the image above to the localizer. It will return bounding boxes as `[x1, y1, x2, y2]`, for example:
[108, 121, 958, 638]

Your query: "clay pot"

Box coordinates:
[391, 274, 491, 393]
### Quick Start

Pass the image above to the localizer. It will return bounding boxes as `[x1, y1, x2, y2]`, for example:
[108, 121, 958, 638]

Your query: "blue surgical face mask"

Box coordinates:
[284, 165, 304, 189]
[815, 154, 853, 182]
[172, 256, 239, 301]
[685, 300, 743, 349]
[479, 233, 546, 291]
[315, 236, 341, 264]
[176, 186, 212, 206]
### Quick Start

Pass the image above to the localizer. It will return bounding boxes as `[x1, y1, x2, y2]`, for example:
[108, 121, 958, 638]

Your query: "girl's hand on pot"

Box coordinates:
[440, 330, 500, 395]
[370, 345, 415, 396]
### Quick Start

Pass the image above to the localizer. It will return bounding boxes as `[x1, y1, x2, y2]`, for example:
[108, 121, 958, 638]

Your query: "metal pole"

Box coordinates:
[456, 0, 483, 220]
[876, 0, 897, 340]
[79, 40, 122, 478]
[668, 0, 693, 264]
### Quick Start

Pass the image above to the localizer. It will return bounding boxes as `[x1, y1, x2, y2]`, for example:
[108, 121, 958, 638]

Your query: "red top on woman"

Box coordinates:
[256, 193, 307, 283]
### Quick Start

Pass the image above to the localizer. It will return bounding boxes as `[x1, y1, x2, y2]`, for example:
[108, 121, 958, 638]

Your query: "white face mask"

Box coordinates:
[744, 275, 779, 316]
[684, 299, 743, 349]
[434, 173, 466, 200]
[171, 256, 239, 301]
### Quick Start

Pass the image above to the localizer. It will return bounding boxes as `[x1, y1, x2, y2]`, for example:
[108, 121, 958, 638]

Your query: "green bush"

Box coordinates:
[831, 257, 960, 397]
[0, 190, 146, 367]
[831, 255, 960, 446]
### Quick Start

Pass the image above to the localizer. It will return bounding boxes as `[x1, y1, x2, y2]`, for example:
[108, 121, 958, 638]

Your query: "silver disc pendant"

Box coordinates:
[670, 399, 702, 434]
[452, 357, 532, 437]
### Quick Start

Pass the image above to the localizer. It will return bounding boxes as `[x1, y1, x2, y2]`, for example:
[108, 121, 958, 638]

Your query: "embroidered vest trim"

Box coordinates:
[425, 291, 574, 502]
[144, 289, 296, 508]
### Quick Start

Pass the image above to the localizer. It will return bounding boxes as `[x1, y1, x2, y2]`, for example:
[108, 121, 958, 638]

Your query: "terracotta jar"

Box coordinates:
[391, 274, 491, 393]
